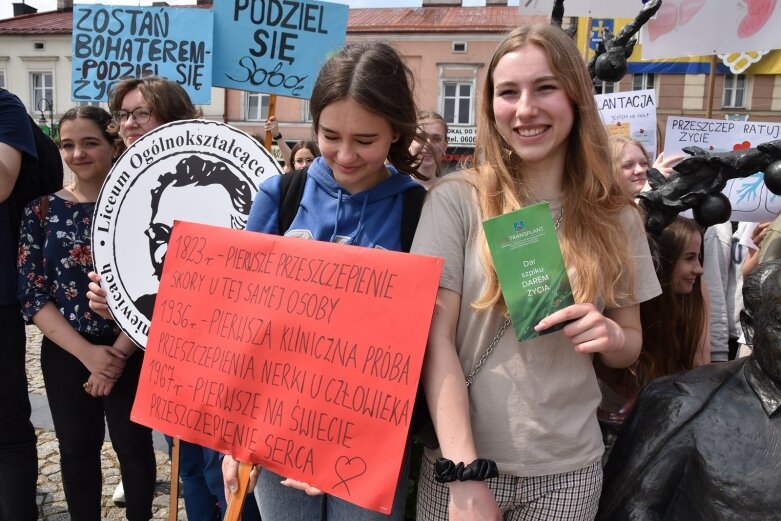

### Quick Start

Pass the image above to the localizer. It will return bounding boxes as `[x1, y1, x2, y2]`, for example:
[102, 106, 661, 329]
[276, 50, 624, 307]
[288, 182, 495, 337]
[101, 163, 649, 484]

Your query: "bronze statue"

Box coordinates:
[549, 0, 577, 38]
[587, 0, 663, 83]
[598, 260, 781, 521]
[638, 139, 781, 237]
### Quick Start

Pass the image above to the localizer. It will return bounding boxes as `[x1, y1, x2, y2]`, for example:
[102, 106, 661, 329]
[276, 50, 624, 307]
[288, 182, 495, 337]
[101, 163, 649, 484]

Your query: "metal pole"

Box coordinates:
[705, 54, 717, 119]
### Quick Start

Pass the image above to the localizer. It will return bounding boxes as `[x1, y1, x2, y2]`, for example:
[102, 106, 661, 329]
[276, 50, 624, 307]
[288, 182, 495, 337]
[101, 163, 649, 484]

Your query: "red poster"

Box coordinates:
[130, 221, 442, 514]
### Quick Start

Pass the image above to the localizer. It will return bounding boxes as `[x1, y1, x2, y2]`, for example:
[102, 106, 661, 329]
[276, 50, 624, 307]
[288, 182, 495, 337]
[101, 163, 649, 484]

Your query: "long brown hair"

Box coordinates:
[470, 24, 635, 309]
[601, 218, 706, 394]
[639, 218, 706, 380]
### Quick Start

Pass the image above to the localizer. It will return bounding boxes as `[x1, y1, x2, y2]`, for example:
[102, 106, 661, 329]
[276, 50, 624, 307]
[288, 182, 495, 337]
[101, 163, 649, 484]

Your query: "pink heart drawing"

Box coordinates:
[678, 0, 705, 25]
[647, 0, 705, 42]
[739, 0, 777, 38]
[648, 2, 678, 41]
[333, 456, 367, 495]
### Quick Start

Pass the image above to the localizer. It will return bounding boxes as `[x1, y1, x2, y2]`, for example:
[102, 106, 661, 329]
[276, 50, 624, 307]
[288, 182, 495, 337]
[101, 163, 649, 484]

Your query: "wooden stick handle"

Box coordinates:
[224, 461, 254, 521]
[168, 438, 180, 521]
[264, 95, 278, 152]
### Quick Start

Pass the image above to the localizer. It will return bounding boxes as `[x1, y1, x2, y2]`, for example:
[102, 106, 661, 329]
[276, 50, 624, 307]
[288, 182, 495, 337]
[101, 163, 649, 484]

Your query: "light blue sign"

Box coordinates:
[212, 0, 348, 98]
[71, 4, 213, 104]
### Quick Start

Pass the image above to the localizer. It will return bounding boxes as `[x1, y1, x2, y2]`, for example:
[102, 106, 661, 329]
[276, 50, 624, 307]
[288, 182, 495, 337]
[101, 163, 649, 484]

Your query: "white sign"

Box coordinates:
[641, 0, 781, 59]
[448, 126, 477, 147]
[518, 0, 648, 18]
[92, 120, 282, 347]
[664, 116, 781, 223]
[595, 89, 658, 159]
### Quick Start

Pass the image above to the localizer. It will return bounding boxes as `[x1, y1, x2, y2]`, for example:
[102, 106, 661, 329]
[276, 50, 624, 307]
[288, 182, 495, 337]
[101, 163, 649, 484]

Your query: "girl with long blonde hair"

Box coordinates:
[411, 24, 661, 520]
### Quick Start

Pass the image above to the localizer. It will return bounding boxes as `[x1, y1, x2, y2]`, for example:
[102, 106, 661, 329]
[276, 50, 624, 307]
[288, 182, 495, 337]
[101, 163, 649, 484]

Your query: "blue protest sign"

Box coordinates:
[72, 4, 213, 104]
[212, 0, 348, 98]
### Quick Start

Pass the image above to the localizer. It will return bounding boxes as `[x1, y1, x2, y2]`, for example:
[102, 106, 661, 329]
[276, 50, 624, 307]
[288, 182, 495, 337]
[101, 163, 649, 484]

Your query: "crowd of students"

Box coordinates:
[1, 21, 773, 521]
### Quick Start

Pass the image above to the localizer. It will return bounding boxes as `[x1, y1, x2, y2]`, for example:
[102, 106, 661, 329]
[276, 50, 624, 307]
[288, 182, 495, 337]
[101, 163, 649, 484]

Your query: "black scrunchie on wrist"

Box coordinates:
[434, 457, 499, 483]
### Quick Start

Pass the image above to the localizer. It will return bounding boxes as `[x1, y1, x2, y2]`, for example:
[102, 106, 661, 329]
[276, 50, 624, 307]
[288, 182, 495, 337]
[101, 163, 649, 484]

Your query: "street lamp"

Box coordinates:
[37, 98, 55, 140]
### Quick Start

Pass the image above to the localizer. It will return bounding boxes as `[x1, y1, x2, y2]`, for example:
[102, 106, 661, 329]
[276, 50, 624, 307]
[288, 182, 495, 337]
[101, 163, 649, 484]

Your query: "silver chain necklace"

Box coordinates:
[465, 207, 564, 389]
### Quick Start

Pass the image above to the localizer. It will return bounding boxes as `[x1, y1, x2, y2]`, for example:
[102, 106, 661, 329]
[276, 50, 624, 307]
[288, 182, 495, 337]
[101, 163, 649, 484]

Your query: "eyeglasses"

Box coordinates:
[113, 107, 153, 125]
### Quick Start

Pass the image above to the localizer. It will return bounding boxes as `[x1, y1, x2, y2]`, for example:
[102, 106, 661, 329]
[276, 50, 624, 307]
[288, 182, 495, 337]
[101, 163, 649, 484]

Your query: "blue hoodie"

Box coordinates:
[247, 157, 420, 251]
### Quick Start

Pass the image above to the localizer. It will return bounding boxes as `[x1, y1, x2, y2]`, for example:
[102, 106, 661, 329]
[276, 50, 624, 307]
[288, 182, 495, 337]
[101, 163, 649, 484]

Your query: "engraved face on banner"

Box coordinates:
[92, 119, 282, 347]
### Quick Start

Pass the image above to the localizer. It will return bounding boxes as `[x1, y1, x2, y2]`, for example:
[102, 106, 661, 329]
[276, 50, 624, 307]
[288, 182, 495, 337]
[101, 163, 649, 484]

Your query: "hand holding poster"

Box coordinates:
[664, 116, 781, 222]
[131, 221, 443, 514]
[212, 0, 348, 98]
[72, 4, 213, 103]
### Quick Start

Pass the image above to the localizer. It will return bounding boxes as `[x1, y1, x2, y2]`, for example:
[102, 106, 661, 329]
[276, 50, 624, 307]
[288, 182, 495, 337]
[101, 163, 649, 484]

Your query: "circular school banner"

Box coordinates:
[92, 119, 281, 348]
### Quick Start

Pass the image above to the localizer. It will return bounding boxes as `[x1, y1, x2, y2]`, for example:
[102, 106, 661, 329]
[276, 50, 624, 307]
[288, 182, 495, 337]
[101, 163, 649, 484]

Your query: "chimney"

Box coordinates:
[57, 0, 73, 10]
[12, 3, 37, 16]
[421, 0, 461, 6]
[485, 0, 508, 5]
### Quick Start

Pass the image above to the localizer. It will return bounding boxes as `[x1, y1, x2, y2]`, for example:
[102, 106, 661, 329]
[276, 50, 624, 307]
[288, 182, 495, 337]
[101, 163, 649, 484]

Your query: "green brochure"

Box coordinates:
[482, 202, 574, 342]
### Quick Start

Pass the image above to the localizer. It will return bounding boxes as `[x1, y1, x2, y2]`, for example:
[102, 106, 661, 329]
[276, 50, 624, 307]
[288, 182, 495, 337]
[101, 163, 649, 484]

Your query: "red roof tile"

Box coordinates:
[0, 9, 72, 34]
[348, 7, 547, 33]
[0, 5, 548, 36]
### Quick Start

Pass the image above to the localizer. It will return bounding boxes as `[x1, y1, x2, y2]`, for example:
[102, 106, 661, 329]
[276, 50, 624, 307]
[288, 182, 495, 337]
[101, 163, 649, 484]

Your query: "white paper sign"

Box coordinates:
[595, 89, 658, 159]
[92, 120, 282, 347]
[664, 116, 781, 223]
[641, 0, 780, 59]
[518, 0, 648, 18]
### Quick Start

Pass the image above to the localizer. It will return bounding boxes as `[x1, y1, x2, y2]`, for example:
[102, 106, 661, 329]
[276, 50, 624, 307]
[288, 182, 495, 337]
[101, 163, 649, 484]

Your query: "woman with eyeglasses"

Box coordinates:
[17, 106, 156, 521]
[86, 76, 261, 521]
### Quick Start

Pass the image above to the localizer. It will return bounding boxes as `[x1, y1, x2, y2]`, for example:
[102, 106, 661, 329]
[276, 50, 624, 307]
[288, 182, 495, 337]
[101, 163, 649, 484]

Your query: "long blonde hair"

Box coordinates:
[471, 24, 635, 309]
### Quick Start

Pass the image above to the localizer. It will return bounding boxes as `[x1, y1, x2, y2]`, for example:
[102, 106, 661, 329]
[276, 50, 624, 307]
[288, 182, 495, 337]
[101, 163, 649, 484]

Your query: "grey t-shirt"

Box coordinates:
[411, 176, 661, 476]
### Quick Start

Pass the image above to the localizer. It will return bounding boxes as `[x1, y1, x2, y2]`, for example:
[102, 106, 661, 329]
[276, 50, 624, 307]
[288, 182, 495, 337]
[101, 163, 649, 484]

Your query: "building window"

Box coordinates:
[301, 99, 312, 122]
[632, 73, 655, 91]
[452, 42, 467, 53]
[30, 71, 54, 114]
[442, 82, 473, 125]
[593, 78, 618, 95]
[246, 92, 269, 121]
[0, 70, 6, 89]
[723, 73, 746, 108]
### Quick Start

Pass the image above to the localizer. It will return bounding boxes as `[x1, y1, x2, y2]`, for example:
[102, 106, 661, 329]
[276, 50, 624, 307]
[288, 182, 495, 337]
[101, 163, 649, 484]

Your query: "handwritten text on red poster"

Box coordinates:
[130, 221, 442, 514]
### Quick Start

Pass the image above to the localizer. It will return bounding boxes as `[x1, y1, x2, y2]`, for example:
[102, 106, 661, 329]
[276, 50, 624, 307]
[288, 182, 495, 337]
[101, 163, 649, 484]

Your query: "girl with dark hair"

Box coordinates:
[287, 140, 320, 172]
[598, 217, 710, 425]
[222, 41, 427, 521]
[409, 24, 661, 520]
[17, 106, 156, 520]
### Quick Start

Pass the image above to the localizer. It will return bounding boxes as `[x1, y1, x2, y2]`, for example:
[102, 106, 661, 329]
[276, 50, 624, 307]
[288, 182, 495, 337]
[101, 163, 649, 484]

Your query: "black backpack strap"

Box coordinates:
[277, 168, 308, 234]
[401, 186, 426, 253]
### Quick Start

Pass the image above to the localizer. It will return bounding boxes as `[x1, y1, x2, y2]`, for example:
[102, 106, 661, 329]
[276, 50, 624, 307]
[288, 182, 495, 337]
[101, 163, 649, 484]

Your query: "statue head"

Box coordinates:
[741, 259, 781, 384]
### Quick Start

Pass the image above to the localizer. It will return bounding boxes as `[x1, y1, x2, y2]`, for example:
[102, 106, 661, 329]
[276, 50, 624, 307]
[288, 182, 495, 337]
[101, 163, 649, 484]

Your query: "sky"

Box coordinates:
[1, 0, 520, 21]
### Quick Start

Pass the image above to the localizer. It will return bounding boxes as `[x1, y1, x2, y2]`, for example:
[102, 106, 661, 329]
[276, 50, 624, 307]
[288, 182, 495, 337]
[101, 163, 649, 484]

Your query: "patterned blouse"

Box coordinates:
[17, 194, 118, 336]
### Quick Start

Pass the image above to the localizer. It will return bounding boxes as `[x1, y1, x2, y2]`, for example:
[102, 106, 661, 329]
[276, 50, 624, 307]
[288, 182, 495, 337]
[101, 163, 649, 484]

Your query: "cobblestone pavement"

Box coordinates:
[26, 327, 188, 520]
